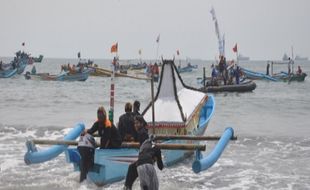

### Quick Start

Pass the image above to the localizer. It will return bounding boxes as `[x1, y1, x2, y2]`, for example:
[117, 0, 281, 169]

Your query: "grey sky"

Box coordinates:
[1, 0, 309, 60]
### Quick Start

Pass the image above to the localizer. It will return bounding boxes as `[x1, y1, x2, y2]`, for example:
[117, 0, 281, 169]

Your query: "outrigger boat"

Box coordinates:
[24, 69, 92, 81]
[240, 67, 278, 81]
[268, 61, 307, 82]
[90, 65, 151, 81]
[24, 59, 235, 186]
[199, 80, 256, 93]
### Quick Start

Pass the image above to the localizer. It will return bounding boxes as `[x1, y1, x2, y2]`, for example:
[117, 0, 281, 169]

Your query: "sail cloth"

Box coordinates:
[142, 60, 206, 123]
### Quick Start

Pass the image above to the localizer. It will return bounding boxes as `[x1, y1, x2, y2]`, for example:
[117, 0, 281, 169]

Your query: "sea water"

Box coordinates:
[0, 58, 310, 189]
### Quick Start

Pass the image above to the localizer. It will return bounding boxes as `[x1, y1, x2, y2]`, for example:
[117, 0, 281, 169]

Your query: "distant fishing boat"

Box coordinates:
[237, 53, 250, 61]
[241, 67, 278, 81]
[282, 53, 289, 61]
[24, 69, 92, 81]
[31, 55, 44, 63]
[177, 63, 198, 73]
[199, 80, 256, 93]
[269, 61, 307, 82]
[0, 68, 18, 78]
[24, 59, 235, 186]
[294, 55, 308, 61]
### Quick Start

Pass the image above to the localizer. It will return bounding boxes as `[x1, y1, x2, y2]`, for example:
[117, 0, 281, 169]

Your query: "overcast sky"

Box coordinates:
[1, 0, 309, 60]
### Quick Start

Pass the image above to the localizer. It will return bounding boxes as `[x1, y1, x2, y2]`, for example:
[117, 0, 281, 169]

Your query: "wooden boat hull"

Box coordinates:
[273, 72, 307, 82]
[25, 71, 90, 81]
[0, 68, 18, 78]
[65, 95, 215, 186]
[199, 80, 256, 93]
[241, 67, 278, 81]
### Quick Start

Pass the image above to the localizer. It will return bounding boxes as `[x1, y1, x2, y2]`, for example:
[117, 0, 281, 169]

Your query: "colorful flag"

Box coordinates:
[111, 42, 118, 53]
[156, 34, 160, 43]
[233, 43, 238, 53]
[176, 49, 180, 56]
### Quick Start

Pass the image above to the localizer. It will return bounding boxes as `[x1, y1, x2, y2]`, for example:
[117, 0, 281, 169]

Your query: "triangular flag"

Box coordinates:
[111, 43, 118, 53]
[233, 43, 238, 53]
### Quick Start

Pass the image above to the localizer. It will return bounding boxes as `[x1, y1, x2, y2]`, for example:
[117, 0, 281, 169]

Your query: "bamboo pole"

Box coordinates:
[91, 66, 151, 81]
[91, 133, 238, 140]
[31, 139, 206, 151]
[154, 135, 237, 141]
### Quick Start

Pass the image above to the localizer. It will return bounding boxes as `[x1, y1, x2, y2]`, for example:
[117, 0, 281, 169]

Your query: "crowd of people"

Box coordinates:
[77, 100, 163, 190]
[210, 56, 242, 86]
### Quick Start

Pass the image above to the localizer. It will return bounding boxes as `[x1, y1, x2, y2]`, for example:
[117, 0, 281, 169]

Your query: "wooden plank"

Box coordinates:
[32, 139, 206, 151]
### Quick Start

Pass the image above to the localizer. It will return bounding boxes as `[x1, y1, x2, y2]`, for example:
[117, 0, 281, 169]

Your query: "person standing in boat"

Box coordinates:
[266, 63, 270, 75]
[288, 57, 293, 75]
[86, 106, 121, 148]
[211, 64, 218, 86]
[118, 102, 136, 142]
[133, 100, 141, 116]
[31, 65, 36, 75]
[124, 115, 149, 190]
[234, 65, 241, 85]
[77, 133, 96, 182]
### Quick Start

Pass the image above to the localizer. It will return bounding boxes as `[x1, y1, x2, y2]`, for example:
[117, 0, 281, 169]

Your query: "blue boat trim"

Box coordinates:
[24, 123, 85, 165]
[192, 127, 234, 173]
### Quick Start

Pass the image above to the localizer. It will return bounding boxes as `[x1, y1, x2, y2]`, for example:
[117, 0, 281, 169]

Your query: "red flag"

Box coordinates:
[111, 43, 118, 53]
[233, 43, 238, 53]
[176, 49, 180, 55]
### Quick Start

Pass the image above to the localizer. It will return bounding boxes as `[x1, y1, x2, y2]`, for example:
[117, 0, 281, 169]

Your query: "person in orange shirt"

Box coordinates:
[86, 106, 121, 148]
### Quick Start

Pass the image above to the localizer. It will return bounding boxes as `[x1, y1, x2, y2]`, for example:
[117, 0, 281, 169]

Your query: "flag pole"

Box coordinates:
[109, 44, 117, 123]
[155, 34, 160, 63]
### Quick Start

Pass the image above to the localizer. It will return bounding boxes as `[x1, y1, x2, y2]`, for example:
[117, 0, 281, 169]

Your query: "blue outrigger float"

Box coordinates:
[24, 59, 235, 186]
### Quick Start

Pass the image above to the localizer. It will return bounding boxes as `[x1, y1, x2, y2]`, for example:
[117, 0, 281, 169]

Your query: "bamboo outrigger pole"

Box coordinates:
[31, 139, 206, 151]
[91, 134, 237, 140]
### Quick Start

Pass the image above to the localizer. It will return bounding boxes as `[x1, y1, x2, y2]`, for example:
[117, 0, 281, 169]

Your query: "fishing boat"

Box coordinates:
[0, 68, 18, 78]
[237, 53, 250, 61]
[90, 66, 151, 81]
[241, 67, 278, 81]
[24, 69, 92, 81]
[269, 61, 307, 82]
[295, 55, 308, 61]
[32, 55, 44, 63]
[199, 80, 256, 93]
[24, 59, 235, 186]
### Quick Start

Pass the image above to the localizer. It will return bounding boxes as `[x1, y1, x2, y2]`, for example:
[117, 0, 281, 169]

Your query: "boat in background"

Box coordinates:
[31, 55, 44, 63]
[282, 53, 289, 61]
[241, 67, 278, 81]
[199, 80, 256, 93]
[295, 55, 308, 61]
[0, 68, 18, 78]
[268, 61, 307, 82]
[237, 53, 250, 61]
[24, 68, 93, 81]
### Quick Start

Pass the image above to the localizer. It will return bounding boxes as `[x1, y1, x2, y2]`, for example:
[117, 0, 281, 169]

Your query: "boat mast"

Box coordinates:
[210, 7, 225, 58]
[291, 45, 294, 73]
[109, 43, 118, 123]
